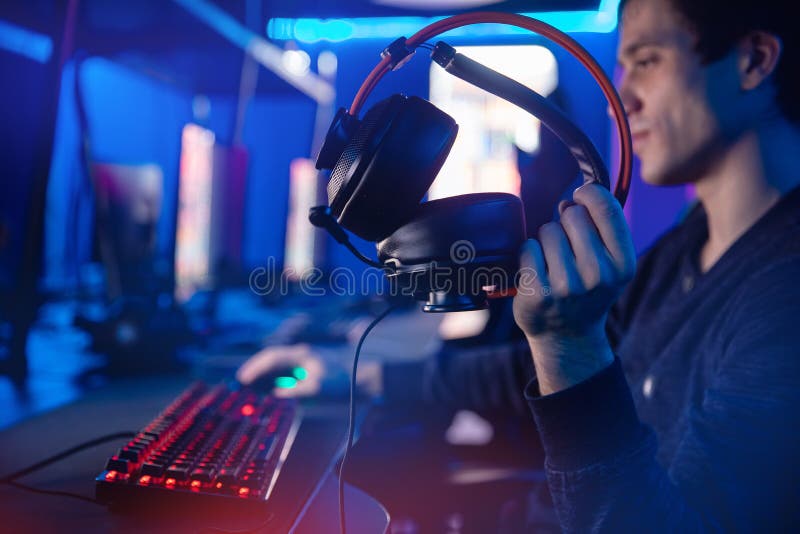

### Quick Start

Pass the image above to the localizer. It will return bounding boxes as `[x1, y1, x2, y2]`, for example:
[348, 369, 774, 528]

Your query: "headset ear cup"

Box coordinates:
[326, 94, 458, 242]
[377, 193, 526, 297]
[315, 108, 361, 171]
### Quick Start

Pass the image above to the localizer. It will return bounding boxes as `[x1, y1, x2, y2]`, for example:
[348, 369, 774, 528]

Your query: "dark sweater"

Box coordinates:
[527, 185, 800, 532]
[417, 185, 800, 531]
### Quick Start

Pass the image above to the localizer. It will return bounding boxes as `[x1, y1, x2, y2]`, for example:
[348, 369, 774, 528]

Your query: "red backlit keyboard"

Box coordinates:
[95, 382, 301, 514]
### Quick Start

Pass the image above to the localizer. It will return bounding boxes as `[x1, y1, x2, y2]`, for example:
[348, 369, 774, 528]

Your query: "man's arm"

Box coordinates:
[421, 338, 535, 419]
[527, 259, 800, 531]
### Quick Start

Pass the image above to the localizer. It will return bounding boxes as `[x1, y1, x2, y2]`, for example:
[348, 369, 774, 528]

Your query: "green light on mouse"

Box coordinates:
[292, 366, 308, 381]
[275, 376, 298, 389]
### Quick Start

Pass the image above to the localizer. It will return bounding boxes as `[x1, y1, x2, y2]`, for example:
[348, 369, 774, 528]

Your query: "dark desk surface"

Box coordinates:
[0, 374, 388, 533]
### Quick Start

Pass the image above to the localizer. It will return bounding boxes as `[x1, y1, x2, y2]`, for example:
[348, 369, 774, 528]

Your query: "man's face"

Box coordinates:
[617, 0, 739, 185]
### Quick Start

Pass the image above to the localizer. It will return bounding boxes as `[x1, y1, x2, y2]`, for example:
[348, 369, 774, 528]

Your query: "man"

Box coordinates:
[513, 0, 800, 530]
[240, 0, 799, 529]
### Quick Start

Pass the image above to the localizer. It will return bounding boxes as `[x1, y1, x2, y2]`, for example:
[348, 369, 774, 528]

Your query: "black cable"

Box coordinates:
[0, 431, 136, 483]
[2, 479, 101, 506]
[343, 240, 388, 271]
[339, 305, 397, 534]
[0, 428, 278, 532]
[309, 206, 392, 271]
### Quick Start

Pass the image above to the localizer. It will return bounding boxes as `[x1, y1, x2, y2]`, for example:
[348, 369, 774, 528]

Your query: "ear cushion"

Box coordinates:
[327, 94, 458, 242]
[377, 193, 526, 267]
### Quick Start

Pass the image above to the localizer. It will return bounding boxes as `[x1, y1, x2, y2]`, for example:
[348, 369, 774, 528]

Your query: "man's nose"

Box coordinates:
[615, 76, 642, 118]
[608, 91, 642, 122]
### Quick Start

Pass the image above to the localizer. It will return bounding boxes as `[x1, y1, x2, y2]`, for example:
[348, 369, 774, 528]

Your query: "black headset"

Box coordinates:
[310, 12, 633, 312]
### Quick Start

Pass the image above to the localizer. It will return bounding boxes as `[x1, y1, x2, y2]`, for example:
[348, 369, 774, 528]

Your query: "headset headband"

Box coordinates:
[346, 12, 632, 207]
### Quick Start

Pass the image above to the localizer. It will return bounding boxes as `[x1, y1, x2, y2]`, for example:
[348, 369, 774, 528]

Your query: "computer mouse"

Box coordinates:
[243, 365, 308, 394]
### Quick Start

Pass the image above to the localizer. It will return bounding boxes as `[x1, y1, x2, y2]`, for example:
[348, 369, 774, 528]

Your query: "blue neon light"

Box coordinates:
[0, 19, 53, 63]
[267, 0, 619, 42]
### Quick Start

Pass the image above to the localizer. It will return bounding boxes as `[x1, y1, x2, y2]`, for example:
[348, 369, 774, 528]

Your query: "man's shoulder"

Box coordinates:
[727, 254, 800, 311]
[711, 254, 800, 370]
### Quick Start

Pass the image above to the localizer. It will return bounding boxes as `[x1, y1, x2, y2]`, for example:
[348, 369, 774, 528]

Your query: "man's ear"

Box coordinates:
[737, 31, 782, 91]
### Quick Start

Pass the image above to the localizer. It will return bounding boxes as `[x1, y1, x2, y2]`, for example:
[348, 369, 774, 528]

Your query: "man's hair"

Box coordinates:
[620, 0, 799, 124]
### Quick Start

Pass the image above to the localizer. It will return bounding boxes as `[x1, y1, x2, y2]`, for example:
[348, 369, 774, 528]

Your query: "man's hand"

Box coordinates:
[513, 182, 636, 395]
[236, 344, 327, 398]
[236, 343, 383, 398]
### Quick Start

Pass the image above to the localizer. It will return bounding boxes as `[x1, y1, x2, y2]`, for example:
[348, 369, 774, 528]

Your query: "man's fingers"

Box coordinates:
[538, 222, 584, 295]
[559, 204, 615, 289]
[516, 239, 549, 297]
[236, 345, 304, 384]
[236, 349, 278, 384]
[572, 183, 636, 280]
[274, 377, 321, 398]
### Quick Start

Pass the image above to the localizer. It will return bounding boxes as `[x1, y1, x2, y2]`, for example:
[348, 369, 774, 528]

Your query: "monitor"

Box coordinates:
[427, 44, 558, 200]
[283, 157, 322, 281]
[174, 123, 215, 303]
[174, 123, 248, 304]
[92, 162, 163, 299]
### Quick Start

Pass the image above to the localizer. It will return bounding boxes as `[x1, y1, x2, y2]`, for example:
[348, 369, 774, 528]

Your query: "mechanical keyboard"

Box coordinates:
[95, 382, 301, 514]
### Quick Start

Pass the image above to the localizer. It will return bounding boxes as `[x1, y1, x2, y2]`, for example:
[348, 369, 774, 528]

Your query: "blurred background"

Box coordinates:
[0, 0, 692, 426]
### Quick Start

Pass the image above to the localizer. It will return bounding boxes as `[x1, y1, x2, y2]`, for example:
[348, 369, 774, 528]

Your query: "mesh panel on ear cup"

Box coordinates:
[327, 97, 396, 215]
[325, 94, 458, 242]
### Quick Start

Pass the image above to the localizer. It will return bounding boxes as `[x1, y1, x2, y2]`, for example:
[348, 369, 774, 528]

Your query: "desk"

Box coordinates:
[0, 375, 388, 533]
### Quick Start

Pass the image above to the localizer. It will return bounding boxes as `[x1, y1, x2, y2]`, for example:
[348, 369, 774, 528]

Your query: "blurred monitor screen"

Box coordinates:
[284, 157, 319, 280]
[175, 123, 214, 303]
[428, 45, 558, 200]
[92, 162, 163, 299]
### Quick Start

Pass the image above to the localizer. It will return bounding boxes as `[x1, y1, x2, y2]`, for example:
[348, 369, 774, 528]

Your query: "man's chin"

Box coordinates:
[640, 162, 687, 187]
[639, 166, 668, 186]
